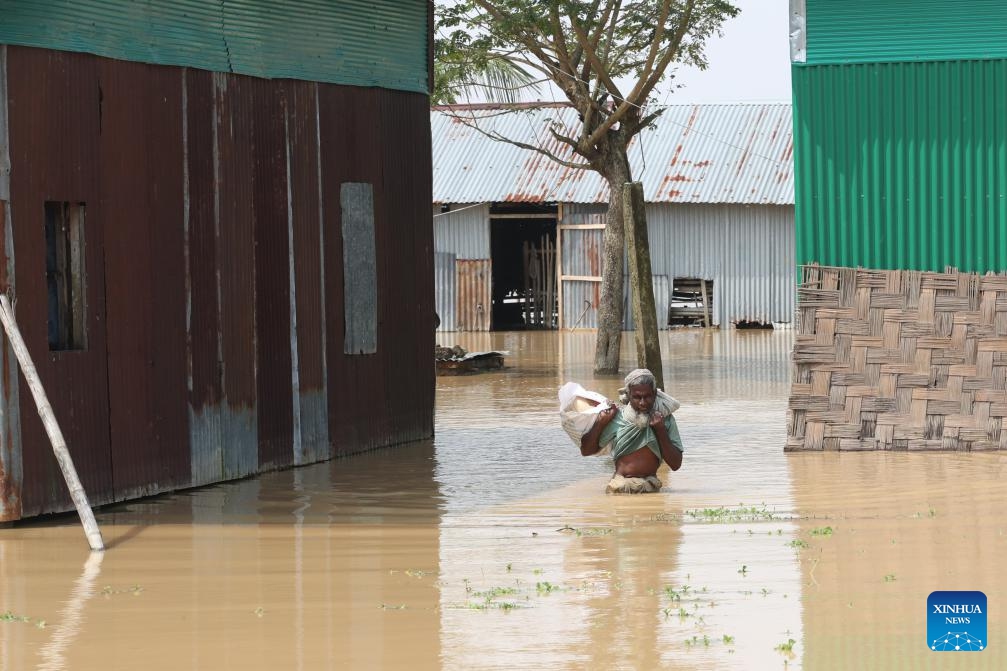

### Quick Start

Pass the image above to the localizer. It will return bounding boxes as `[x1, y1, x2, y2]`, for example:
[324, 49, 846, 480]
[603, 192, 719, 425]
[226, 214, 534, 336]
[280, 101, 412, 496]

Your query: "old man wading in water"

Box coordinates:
[580, 369, 684, 494]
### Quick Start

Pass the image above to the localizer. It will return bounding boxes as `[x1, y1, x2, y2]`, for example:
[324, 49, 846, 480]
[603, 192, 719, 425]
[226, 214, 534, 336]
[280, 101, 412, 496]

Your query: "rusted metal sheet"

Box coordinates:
[1, 47, 434, 519]
[0, 200, 21, 522]
[285, 80, 329, 466]
[561, 227, 603, 277]
[318, 86, 436, 454]
[184, 67, 225, 487]
[378, 89, 435, 443]
[99, 58, 190, 501]
[6, 47, 113, 517]
[455, 260, 492, 331]
[250, 77, 293, 470]
[0, 47, 9, 201]
[431, 104, 794, 205]
[319, 85, 385, 454]
[213, 73, 260, 479]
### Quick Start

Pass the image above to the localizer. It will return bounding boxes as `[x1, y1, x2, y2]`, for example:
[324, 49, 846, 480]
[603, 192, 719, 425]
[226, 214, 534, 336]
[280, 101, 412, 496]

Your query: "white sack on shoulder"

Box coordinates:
[558, 382, 612, 455]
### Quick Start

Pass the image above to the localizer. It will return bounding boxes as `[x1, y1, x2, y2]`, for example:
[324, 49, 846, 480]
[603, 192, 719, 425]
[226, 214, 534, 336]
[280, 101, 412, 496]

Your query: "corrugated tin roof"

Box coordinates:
[432, 103, 794, 205]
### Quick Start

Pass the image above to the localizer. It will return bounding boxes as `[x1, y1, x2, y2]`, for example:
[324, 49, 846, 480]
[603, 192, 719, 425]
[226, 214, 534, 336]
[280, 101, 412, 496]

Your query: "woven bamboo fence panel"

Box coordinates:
[786, 265, 1007, 451]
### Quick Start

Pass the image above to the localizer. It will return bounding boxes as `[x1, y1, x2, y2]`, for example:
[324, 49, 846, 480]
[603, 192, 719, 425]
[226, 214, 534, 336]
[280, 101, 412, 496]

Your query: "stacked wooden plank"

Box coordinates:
[787, 265, 1007, 451]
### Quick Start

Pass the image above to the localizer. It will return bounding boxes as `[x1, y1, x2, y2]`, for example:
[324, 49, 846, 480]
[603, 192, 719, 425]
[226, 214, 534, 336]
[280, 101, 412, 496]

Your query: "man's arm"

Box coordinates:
[581, 405, 617, 456]
[649, 412, 683, 471]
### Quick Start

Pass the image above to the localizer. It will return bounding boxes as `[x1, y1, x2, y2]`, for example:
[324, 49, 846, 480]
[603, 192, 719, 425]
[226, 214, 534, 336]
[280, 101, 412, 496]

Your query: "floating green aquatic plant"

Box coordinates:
[775, 638, 796, 655]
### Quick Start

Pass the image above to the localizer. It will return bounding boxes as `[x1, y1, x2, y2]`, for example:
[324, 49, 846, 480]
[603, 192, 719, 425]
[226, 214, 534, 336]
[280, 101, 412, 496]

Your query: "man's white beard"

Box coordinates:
[623, 404, 650, 429]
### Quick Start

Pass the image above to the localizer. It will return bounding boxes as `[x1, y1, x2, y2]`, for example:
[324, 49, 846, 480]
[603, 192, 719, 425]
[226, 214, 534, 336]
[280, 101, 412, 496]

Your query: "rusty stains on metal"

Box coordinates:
[432, 103, 794, 205]
[455, 259, 491, 331]
[1, 46, 435, 520]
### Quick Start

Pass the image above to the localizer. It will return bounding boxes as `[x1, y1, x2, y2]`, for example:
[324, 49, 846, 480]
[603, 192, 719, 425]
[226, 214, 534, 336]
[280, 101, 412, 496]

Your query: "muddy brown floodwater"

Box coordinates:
[1, 329, 1005, 669]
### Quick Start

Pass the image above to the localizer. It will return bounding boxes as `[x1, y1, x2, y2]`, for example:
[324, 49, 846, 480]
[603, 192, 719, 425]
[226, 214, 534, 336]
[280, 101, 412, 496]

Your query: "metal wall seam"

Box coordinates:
[0, 46, 8, 201]
[433, 204, 490, 259]
[0, 198, 22, 521]
[794, 60, 1007, 272]
[435, 252, 457, 332]
[0, 1, 428, 93]
[312, 81, 331, 462]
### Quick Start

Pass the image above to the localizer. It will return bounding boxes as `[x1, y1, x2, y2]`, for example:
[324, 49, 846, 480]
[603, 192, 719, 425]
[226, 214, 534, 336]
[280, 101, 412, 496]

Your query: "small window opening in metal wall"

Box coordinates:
[45, 201, 87, 351]
[340, 183, 377, 354]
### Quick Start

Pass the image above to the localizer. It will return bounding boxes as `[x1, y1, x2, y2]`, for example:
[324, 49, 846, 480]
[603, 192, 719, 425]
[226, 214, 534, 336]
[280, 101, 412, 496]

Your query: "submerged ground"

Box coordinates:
[1, 329, 1004, 669]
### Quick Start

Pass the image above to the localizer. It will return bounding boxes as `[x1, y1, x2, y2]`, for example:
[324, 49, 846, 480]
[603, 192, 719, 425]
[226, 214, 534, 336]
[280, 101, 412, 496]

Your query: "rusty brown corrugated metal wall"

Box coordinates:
[318, 86, 435, 454]
[0, 45, 434, 519]
[455, 260, 492, 331]
[100, 59, 190, 502]
[6, 49, 114, 517]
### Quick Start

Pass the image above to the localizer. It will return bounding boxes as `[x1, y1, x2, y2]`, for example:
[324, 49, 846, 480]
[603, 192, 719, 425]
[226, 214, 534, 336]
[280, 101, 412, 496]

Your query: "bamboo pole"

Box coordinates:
[0, 295, 104, 551]
[700, 280, 711, 328]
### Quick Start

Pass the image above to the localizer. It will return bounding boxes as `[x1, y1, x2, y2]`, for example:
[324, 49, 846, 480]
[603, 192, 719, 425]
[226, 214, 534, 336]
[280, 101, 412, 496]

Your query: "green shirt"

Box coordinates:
[598, 410, 684, 463]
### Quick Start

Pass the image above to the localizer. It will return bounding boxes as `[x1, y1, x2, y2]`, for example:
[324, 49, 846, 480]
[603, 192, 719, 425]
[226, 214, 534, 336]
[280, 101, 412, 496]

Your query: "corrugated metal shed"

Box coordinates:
[559, 205, 795, 328]
[432, 204, 490, 259]
[0, 0, 428, 93]
[793, 60, 1007, 272]
[0, 45, 434, 520]
[431, 104, 794, 205]
[644, 204, 796, 326]
[803, 0, 1007, 65]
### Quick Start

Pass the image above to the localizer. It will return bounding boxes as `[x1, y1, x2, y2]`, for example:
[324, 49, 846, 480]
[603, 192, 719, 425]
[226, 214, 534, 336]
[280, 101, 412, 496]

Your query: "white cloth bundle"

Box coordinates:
[559, 382, 612, 453]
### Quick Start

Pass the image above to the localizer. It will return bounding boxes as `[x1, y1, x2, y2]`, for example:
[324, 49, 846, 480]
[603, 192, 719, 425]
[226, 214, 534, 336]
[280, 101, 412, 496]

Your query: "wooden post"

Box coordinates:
[700, 279, 711, 328]
[556, 204, 564, 329]
[0, 295, 104, 551]
[623, 182, 665, 390]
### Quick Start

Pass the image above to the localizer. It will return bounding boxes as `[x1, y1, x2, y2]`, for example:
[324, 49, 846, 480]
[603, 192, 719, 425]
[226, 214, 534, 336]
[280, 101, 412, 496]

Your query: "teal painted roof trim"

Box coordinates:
[0, 0, 428, 94]
[804, 0, 1007, 65]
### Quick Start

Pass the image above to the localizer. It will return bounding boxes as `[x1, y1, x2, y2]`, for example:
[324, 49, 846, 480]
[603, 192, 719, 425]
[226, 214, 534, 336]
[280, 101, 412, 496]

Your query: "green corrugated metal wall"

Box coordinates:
[0, 0, 428, 93]
[793, 60, 1007, 272]
[805, 0, 1007, 65]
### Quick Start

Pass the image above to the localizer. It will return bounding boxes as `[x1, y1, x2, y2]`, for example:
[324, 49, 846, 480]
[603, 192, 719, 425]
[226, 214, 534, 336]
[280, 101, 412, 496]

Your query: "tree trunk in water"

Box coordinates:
[593, 150, 632, 374]
[624, 182, 664, 390]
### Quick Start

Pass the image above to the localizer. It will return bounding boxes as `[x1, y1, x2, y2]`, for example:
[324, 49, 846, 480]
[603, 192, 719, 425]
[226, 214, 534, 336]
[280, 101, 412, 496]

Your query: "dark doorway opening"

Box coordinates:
[490, 206, 557, 330]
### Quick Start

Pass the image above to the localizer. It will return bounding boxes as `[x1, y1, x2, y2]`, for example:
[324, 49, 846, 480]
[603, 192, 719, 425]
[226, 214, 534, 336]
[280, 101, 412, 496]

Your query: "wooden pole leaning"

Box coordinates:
[0, 295, 104, 551]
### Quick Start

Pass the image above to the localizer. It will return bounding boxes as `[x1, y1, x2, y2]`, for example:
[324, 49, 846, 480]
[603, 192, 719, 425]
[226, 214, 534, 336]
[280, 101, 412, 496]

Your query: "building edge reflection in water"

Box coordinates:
[1, 440, 445, 670]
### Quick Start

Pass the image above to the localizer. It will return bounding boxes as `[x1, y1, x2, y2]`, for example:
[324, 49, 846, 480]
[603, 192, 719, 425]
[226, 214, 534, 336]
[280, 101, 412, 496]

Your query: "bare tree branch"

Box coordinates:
[635, 0, 697, 103]
[567, 11, 625, 102]
[443, 108, 594, 170]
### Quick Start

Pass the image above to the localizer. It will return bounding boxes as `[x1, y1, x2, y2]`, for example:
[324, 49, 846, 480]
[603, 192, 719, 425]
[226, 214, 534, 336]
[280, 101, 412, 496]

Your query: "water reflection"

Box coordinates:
[790, 451, 1007, 669]
[436, 329, 803, 669]
[0, 329, 804, 670]
[36, 552, 103, 671]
